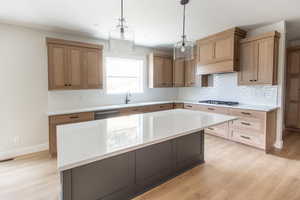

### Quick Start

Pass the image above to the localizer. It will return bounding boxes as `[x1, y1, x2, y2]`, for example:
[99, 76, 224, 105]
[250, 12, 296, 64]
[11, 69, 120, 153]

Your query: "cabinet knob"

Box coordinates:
[64, 84, 67, 86]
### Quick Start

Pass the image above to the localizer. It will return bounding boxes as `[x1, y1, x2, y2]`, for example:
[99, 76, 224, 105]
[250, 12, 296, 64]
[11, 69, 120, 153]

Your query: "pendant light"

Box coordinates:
[109, 0, 134, 50]
[174, 0, 194, 60]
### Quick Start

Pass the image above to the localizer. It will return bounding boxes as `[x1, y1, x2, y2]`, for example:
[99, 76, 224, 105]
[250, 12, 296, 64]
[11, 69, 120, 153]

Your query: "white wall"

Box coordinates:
[0, 23, 177, 160]
[178, 21, 287, 149]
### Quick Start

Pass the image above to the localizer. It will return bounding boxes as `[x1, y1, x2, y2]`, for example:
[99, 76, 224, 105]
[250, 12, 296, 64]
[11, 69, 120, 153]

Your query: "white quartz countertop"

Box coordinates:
[48, 101, 174, 116]
[178, 100, 279, 112]
[57, 109, 236, 171]
[48, 100, 278, 116]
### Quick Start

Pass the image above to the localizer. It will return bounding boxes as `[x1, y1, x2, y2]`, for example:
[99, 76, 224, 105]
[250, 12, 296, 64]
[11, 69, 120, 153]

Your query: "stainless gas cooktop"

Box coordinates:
[198, 100, 239, 106]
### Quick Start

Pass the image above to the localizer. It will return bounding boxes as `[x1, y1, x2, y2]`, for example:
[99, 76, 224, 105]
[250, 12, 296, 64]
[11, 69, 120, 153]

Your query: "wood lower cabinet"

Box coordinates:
[238, 31, 280, 85]
[285, 47, 300, 130]
[47, 38, 103, 90]
[149, 52, 173, 88]
[183, 103, 277, 152]
[49, 112, 94, 157]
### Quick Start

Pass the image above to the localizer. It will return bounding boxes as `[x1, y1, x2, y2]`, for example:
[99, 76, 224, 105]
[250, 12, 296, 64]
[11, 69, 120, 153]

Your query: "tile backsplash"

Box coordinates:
[178, 73, 278, 106]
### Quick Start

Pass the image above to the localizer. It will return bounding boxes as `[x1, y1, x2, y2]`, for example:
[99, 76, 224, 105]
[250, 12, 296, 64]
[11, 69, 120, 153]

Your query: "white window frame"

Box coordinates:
[105, 56, 144, 94]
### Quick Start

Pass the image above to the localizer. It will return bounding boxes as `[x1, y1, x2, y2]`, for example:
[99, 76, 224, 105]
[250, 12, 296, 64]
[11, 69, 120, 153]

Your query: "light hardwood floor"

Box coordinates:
[1, 133, 300, 200]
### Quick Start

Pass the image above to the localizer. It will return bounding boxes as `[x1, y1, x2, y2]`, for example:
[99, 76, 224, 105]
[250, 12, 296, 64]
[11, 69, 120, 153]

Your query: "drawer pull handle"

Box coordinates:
[208, 108, 215, 111]
[241, 136, 251, 140]
[241, 122, 251, 126]
[160, 106, 164, 108]
[241, 112, 251, 115]
[70, 116, 79, 119]
[187, 105, 192, 108]
[208, 127, 214, 130]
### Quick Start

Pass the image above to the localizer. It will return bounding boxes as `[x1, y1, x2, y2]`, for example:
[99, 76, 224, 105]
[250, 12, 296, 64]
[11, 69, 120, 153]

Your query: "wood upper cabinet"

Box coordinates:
[214, 36, 234, 62]
[173, 47, 199, 88]
[239, 42, 256, 84]
[47, 38, 103, 90]
[198, 42, 215, 64]
[48, 44, 68, 89]
[84, 48, 103, 89]
[68, 47, 84, 89]
[173, 59, 185, 87]
[185, 58, 197, 87]
[149, 52, 173, 88]
[196, 28, 247, 75]
[238, 31, 280, 85]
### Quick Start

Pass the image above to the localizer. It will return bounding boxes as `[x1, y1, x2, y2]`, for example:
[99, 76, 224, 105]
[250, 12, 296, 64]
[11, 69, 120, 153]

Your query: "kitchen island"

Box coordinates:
[57, 109, 236, 200]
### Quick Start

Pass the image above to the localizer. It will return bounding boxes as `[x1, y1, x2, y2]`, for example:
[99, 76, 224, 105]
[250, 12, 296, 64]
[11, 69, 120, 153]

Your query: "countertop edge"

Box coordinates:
[49, 100, 279, 116]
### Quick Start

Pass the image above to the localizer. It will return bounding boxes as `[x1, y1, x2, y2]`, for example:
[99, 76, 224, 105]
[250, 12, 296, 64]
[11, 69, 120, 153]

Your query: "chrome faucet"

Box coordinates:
[125, 92, 132, 104]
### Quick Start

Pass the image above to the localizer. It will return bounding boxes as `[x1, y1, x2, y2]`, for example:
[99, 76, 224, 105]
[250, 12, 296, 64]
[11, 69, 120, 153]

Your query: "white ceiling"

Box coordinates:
[1, 0, 300, 47]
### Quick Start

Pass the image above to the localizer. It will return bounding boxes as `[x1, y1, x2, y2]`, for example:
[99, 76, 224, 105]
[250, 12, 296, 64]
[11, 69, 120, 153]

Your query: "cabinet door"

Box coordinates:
[173, 59, 185, 87]
[68, 47, 84, 89]
[185, 59, 197, 87]
[84, 49, 103, 89]
[254, 38, 274, 84]
[163, 57, 173, 87]
[175, 132, 203, 170]
[197, 41, 215, 64]
[153, 56, 164, 87]
[48, 44, 68, 90]
[214, 36, 234, 62]
[135, 141, 173, 186]
[238, 42, 255, 85]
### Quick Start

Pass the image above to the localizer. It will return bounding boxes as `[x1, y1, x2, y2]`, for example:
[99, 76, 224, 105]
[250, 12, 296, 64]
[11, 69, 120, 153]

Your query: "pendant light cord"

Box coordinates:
[182, 3, 186, 45]
[120, 0, 124, 33]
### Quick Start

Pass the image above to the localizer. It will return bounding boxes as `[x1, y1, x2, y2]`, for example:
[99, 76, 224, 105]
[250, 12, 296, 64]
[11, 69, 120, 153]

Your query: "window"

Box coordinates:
[106, 57, 143, 94]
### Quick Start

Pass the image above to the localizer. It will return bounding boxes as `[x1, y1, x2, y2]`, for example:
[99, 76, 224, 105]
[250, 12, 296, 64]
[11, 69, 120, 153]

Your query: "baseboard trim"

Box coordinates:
[0, 143, 49, 161]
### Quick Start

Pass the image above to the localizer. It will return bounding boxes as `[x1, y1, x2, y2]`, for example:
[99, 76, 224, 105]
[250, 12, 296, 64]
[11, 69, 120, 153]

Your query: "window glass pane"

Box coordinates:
[106, 57, 143, 94]
[106, 57, 143, 77]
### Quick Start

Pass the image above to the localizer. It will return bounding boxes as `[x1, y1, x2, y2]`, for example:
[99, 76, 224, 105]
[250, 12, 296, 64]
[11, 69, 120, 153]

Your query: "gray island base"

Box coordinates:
[62, 131, 204, 200]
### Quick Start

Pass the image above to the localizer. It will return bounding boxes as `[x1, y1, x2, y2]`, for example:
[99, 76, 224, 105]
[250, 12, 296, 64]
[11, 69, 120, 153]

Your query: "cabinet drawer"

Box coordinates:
[148, 104, 173, 112]
[184, 103, 200, 110]
[50, 112, 94, 124]
[230, 108, 265, 120]
[231, 130, 264, 149]
[205, 122, 229, 139]
[173, 103, 184, 109]
[232, 119, 264, 134]
[197, 105, 230, 115]
[119, 107, 146, 115]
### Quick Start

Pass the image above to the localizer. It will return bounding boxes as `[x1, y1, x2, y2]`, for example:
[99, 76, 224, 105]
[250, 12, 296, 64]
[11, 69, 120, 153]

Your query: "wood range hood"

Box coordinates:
[196, 27, 247, 75]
